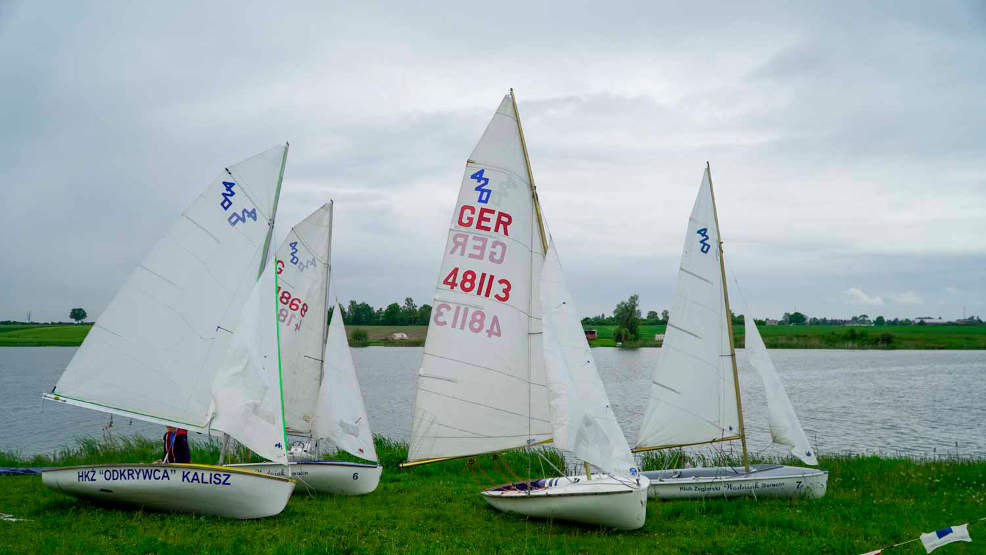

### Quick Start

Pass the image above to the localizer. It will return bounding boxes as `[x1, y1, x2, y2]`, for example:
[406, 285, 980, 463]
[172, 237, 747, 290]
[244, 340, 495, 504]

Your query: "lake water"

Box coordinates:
[2, 347, 984, 459]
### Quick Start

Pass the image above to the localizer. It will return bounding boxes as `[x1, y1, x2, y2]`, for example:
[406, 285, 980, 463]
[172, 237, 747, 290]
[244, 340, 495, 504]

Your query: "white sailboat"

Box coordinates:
[42, 145, 297, 518]
[229, 202, 382, 495]
[634, 163, 827, 500]
[403, 91, 648, 530]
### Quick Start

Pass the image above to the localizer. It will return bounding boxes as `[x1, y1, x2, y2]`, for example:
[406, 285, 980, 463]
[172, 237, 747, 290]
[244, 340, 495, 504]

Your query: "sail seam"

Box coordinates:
[180, 213, 222, 244]
[679, 266, 713, 285]
[421, 352, 547, 387]
[667, 322, 702, 339]
[417, 387, 552, 423]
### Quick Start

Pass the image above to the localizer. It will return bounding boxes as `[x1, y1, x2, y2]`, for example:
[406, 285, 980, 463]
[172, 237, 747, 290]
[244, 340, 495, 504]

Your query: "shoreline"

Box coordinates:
[3, 323, 985, 349]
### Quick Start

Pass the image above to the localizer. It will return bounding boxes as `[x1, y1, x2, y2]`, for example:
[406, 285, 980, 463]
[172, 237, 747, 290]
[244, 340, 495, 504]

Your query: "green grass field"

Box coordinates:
[584, 324, 986, 349]
[3, 323, 984, 349]
[0, 324, 92, 346]
[1, 436, 983, 553]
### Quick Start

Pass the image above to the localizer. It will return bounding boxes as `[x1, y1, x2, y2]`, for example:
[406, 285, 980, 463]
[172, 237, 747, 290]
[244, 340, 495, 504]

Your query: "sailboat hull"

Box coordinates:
[641, 464, 827, 500]
[480, 474, 649, 530]
[228, 460, 381, 495]
[42, 463, 295, 519]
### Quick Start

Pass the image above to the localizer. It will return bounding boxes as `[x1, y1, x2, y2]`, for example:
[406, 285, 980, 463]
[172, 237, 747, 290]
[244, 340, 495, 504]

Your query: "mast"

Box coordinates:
[321, 200, 334, 357]
[510, 89, 548, 253]
[707, 161, 750, 473]
[257, 142, 290, 279]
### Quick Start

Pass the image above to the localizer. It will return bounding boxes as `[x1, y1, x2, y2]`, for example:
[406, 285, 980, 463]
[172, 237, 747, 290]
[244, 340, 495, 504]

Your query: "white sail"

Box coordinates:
[743, 316, 818, 465]
[541, 241, 636, 476]
[274, 203, 333, 435]
[210, 258, 289, 465]
[47, 145, 288, 432]
[408, 94, 551, 463]
[311, 304, 378, 462]
[636, 166, 739, 449]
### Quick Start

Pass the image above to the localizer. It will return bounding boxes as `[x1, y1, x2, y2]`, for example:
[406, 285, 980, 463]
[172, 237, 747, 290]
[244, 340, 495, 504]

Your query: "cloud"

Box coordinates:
[845, 288, 885, 306]
[1, 1, 984, 322]
[888, 291, 923, 305]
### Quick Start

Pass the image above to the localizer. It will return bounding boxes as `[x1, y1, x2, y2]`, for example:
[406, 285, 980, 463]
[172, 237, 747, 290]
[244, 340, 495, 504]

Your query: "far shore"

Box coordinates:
[2, 323, 985, 349]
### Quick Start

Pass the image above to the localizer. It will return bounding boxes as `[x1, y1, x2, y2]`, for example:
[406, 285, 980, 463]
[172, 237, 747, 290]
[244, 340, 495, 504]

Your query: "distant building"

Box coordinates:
[765, 319, 780, 326]
[653, 333, 665, 341]
[584, 330, 597, 340]
[389, 332, 409, 340]
[914, 317, 948, 325]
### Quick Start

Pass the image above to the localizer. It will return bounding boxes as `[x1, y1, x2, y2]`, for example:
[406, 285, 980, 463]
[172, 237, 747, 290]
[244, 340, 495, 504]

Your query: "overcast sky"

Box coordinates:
[1, 1, 983, 322]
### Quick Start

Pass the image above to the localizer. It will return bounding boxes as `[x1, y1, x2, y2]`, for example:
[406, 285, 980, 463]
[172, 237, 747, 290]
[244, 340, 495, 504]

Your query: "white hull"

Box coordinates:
[228, 460, 381, 495]
[641, 464, 827, 500]
[481, 474, 649, 530]
[42, 463, 295, 519]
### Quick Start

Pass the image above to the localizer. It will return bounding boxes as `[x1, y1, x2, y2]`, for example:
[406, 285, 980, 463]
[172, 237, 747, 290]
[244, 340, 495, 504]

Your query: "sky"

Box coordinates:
[1, 1, 983, 322]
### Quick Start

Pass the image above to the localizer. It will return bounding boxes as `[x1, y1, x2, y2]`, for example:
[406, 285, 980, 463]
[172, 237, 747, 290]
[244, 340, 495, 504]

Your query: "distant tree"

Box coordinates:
[69, 308, 87, 324]
[729, 310, 743, 325]
[417, 304, 432, 325]
[400, 297, 418, 325]
[382, 303, 402, 326]
[788, 312, 807, 325]
[874, 315, 886, 326]
[661, 309, 670, 321]
[613, 294, 641, 341]
[646, 310, 659, 321]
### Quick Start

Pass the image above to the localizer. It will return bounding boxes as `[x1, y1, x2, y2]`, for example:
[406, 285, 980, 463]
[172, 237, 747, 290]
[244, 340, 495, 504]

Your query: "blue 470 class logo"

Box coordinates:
[696, 228, 711, 253]
[471, 169, 491, 204]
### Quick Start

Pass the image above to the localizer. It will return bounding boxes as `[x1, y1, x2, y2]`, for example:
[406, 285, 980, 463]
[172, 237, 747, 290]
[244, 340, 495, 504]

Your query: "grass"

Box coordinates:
[1, 436, 984, 553]
[0, 324, 92, 346]
[3, 323, 985, 350]
[584, 324, 986, 349]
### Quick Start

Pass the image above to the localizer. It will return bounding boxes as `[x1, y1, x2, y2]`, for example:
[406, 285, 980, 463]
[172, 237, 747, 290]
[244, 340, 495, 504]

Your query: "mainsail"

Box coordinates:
[273, 203, 333, 435]
[311, 304, 378, 462]
[635, 165, 740, 450]
[744, 316, 818, 465]
[407, 93, 551, 463]
[46, 145, 288, 432]
[541, 241, 636, 476]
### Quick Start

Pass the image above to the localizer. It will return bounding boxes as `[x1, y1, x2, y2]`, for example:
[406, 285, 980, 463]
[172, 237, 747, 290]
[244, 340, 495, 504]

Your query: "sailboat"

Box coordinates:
[228, 202, 382, 495]
[403, 91, 648, 530]
[634, 163, 828, 500]
[41, 145, 297, 518]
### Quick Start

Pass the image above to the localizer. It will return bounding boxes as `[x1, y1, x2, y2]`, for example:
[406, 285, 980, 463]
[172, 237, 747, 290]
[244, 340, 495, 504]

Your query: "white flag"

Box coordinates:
[920, 524, 971, 553]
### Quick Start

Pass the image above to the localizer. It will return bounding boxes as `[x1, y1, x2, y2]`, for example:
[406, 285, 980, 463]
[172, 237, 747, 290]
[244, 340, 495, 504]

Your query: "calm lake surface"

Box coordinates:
[2, 347, 984, 459]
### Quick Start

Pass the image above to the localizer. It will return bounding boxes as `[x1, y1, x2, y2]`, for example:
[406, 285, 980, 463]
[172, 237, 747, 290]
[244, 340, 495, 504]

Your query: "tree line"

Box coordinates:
[340, 298, 432, 326]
